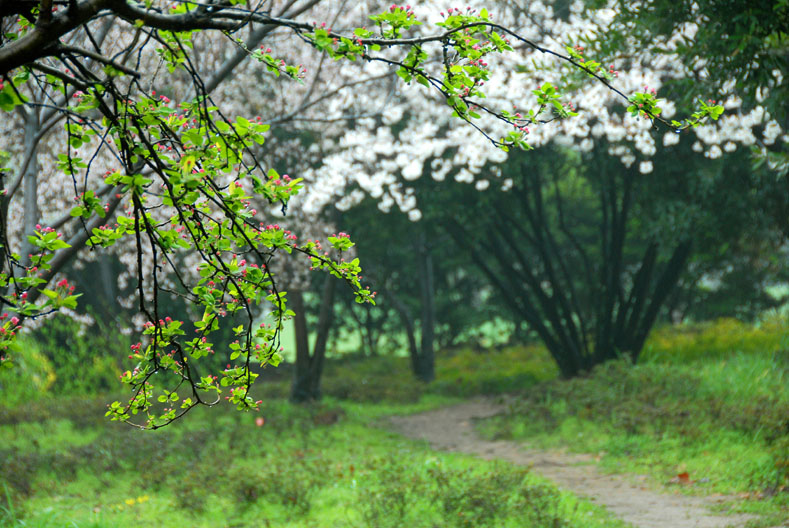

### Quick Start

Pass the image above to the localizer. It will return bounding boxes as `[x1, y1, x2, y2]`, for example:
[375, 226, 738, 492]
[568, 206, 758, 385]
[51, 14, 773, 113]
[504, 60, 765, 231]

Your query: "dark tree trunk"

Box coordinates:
[443, 160, 693, 379]
[290, 278, 336, 402]
[346, 299, 380, 356]
[99, 256, 117, 310]
[308, 277, 335, 397]
[383, 285, 421, 376]
[290, 289, 311, 402]
[379, 258, 434, 383]
[363, 306, 380, 356]
[415, 238, 436, 382]
[20, 108, 40, 266]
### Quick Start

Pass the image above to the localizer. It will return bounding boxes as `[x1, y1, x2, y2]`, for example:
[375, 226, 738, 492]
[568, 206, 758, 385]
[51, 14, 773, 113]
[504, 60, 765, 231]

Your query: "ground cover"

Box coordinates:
[1, 317, 785, 527]
[1, 394, 629, 527]
[479, 318, 788, 527]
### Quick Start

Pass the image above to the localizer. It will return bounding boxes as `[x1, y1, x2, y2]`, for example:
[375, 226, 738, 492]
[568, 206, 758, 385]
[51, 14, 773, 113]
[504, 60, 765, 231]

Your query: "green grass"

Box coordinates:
[2, 317, 787, 526]
[479, 319, 789, 527]
[0, 394, 631, 528]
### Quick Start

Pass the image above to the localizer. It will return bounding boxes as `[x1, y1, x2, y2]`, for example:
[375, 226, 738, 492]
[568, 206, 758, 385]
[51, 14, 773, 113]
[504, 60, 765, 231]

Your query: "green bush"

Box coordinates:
[0, 340, 55, 406]
[642, 317, 786, 364]
[434, 466, 532, 528]
[23, 316, 126, 396]
[320, 355, 424, 403]
[358, 455, 420, 527]
[429, 345, 558, 397]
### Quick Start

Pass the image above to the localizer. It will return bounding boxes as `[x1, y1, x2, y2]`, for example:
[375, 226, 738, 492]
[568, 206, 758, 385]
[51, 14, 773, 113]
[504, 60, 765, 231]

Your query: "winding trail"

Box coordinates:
[388, 397, 757, 528]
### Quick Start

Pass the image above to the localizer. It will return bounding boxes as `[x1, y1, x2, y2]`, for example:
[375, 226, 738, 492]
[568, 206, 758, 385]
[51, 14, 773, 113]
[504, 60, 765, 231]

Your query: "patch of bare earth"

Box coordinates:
[388, 397, 757, 528]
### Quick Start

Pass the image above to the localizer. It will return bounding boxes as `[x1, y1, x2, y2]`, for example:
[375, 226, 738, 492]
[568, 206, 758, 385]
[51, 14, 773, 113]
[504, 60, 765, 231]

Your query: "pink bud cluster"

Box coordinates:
[441, 6, 479, 16]
[35, 224, 57, 234]
[389, 4, 415, 16]
[128, 342, 143, 359]
[270, 174, 292, 186]
[56, 278, 76, 294]
[0, 312, 21, 339]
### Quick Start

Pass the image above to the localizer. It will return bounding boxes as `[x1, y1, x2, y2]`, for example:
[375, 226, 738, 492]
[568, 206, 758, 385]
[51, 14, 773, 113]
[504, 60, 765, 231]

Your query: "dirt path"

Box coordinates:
[388, 397, 756, 528]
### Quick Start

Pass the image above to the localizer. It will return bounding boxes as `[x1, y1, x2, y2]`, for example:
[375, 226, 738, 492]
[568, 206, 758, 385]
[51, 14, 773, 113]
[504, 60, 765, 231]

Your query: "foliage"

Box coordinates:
[586, 0, 789, 180]
[250, 343, 557, 404]
[591, 0, 788, 119]
[428, 345, 558, 398]
[24, 316, 125, 395]
[0, 340, 54, 406]
[642, 317, 787, 363]
[436, 114, 788, 374]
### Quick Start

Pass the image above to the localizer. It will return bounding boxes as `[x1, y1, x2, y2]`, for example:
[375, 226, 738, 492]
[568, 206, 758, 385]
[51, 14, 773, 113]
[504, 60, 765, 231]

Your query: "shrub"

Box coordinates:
[320, 355, 424, 403]
[429, 345, 557, 397]
[358, 455, 421, 527]
[226, 455, 331, 515]
[26, 316, 127, 396]
[642, 317, 786, 364]
[434, 466, 531, 528]
[0, 340, 55, 406]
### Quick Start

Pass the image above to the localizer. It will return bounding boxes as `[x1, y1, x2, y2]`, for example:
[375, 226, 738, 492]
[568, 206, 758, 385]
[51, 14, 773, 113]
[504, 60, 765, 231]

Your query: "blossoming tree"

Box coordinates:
[0, 0, 725, 426]
[281, 0, 784, 379]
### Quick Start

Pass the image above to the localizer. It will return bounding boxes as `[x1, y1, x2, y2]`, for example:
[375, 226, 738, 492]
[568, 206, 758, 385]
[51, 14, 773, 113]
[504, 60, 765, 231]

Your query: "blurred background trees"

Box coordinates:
[2, 0, 786, 403]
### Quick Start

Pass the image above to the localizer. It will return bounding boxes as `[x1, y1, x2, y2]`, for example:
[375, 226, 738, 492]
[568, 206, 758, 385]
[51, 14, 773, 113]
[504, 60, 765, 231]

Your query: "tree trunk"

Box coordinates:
[290, 289, 312, 402]
[290, 278, 336, 402]
[20, 108, 40, 265]
[99, 256, 117, 312]
[308, 277, 335, 398]
[442, 160, 692, 379]
[416, 239, 435, 382]
[0, 162, 9, 268]
[382, 284, 420, 376]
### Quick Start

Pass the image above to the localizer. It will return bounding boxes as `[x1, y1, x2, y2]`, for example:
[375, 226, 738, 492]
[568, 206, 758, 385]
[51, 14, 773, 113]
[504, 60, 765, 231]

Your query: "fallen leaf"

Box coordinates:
[668, 472, 693, 485]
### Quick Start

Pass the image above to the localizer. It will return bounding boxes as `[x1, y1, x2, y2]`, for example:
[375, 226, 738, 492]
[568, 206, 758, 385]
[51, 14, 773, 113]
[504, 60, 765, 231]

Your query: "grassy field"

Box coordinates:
[480, 318, 789, 527]
[0, 317, 786, 527]
[0, 395, 632, 527]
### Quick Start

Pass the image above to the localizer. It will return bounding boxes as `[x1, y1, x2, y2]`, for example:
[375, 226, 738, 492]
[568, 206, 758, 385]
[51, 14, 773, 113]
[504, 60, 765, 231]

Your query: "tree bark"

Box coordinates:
[290, 277, 336, 402]
[308, 277, 335, 398]
[290, 289, 312, 402]
[20, 108, 40, 265]
[416, 238, 435, 382]
[381, 284, 420, 376]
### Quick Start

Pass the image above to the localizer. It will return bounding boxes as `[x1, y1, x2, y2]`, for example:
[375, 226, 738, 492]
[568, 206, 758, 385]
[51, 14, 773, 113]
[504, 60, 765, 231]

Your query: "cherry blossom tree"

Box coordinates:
[284, 0, 784, 378]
